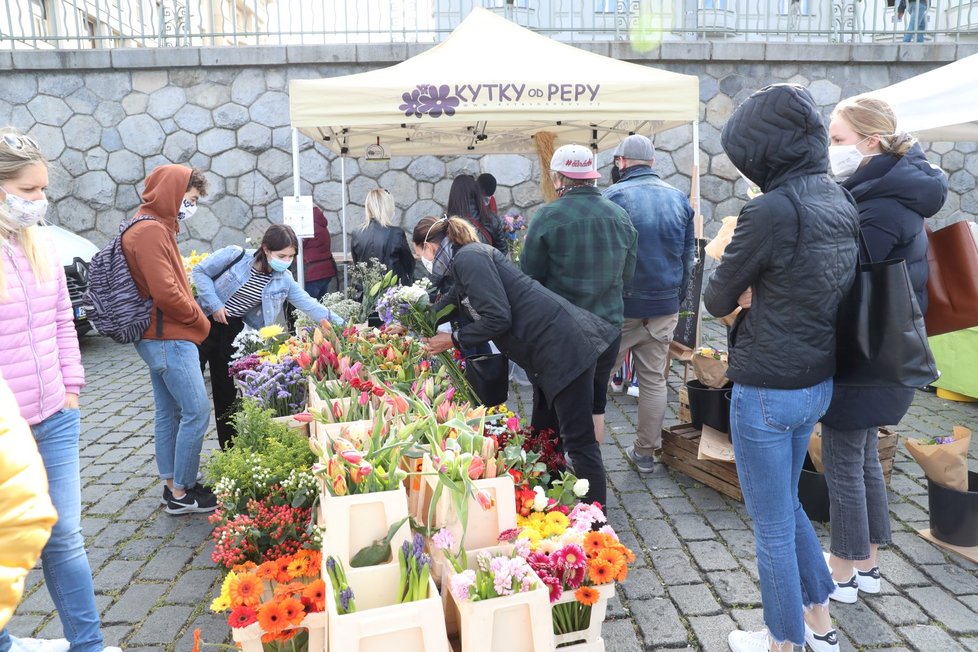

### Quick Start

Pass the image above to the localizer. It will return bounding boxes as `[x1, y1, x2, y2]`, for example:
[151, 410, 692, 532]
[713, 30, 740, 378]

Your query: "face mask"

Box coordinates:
[421, 256, 435, 274]
[177, 198, 197, 221]
[1, 187, 48, 227]
[268, 258, 291, 273]
[829, 137, 874, 179]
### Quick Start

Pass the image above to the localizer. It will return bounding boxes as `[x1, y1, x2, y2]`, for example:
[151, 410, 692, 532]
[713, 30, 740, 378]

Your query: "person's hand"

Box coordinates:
[64, 393, 79, 410]
[737, 287, 752, 310]
[387, 324, 407, 336]
[212, 307, 228, 324]
[423, 332, 455, 355]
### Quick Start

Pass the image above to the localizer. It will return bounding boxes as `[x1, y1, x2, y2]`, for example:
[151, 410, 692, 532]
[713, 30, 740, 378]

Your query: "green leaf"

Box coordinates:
[349, 517, 409, 568]
[435, 303, 456, 322]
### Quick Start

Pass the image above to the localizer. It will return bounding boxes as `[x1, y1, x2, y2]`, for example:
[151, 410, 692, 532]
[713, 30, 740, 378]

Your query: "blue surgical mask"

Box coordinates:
[268, 258, 291, 273]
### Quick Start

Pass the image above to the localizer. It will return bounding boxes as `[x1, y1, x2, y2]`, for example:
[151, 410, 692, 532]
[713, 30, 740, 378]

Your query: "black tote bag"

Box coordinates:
[835, 235, 938, 387]
[464, 353, 509, 407]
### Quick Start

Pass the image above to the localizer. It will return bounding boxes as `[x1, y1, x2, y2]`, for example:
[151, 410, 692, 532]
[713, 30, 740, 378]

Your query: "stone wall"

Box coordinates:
[1, 41, 976, 254]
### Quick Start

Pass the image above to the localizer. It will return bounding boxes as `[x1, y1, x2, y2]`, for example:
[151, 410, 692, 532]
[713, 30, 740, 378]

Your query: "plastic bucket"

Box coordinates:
[798, 454, 830, 523]
[927, 471, 978, 547]
[686, 380, 732, 433]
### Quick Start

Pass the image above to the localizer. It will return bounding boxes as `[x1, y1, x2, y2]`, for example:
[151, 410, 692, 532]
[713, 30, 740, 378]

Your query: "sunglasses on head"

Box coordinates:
[1, 133, 40, 151]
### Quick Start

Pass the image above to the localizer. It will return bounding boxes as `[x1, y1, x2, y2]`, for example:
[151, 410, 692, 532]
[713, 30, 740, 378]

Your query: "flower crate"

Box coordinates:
[325, 562, 451, 652]
[416, 457, 518, 551]
[552, 584, 615, 648]
[230, 611, 326, 652]
[320, 486, 411, 568]
[661, 424, 743, 502]
[270, 414, 310, 438]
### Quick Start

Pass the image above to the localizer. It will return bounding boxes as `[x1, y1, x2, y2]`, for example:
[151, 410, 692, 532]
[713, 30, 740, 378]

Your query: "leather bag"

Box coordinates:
[924, 220, 978, 337]
[464, 353, 509, 407]
[836, 235, 939, 387]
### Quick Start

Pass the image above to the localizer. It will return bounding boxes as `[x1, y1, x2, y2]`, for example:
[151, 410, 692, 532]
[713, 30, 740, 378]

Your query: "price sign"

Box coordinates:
[282, 195, 314, 238]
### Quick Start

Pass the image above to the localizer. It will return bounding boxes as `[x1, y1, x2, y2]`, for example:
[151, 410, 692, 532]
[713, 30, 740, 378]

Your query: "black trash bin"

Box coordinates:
[799, 453, 830, 523]
[686, 380, 732, 433]
[928, 471, 978, 547]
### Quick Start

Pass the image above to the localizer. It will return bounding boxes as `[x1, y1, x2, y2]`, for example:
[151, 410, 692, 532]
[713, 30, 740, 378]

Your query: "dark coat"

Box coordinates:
[436, 243, 619, 401]
[303, 207, 337, 282]
[351, 221, 416, 285]
[821, 143, 948, 430]
[704, 84, 860, 389]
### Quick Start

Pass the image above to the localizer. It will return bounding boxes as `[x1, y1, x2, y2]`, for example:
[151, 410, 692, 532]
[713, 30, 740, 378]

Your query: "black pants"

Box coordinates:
[530, 365, 606, 505]
[198, 316, 245, 450]
[532, 334, 621, 429]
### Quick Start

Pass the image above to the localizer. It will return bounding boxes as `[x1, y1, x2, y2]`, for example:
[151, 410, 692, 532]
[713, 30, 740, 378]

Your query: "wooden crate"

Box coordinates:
[677, 385, 691, 424]
[661, 424, 742, 502]
[878, 427, 898, 487]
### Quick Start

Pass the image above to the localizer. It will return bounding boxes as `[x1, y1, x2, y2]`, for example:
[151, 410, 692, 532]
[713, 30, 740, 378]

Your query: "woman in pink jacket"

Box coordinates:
[0, 129, 118, 652]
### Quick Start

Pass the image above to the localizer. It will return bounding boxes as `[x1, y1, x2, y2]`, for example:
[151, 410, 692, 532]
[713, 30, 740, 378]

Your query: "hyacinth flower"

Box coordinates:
[325, 556, 356, 615]
[398, 533, 432, 603]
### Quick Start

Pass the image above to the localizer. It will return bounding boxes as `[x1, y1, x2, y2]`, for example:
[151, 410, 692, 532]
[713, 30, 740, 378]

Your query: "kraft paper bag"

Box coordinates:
[904, 426, 971, 491]
[705, 216, 738, 261]
[692, 348, 730, 389]
[807, 423, 824, 473]
[698, 425, 735, 463]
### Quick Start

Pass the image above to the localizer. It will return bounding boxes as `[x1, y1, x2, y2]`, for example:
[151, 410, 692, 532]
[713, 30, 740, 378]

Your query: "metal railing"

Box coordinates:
[2, 0, 977, 49]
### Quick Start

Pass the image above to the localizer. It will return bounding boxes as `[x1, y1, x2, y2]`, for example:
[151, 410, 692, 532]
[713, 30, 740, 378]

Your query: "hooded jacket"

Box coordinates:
[704, 84, 860, 389]
[121, 164, 209, 344]
[821, 143, 947, 429]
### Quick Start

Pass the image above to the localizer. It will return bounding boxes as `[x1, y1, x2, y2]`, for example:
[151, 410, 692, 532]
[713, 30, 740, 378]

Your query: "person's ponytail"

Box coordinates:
[445, 216, 478, 246]
[412, 215, 479, 247]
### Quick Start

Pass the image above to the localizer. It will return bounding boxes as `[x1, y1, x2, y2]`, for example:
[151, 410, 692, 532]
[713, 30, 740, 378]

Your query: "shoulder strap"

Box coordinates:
[214, 248, 247, 281]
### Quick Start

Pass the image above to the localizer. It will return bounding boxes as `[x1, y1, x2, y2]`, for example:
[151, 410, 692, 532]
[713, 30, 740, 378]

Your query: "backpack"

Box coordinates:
[82, 215, 157, 344]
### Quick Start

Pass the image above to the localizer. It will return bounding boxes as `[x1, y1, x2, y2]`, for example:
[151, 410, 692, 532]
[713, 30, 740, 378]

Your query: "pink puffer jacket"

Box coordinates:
[0, 237, 85, 426]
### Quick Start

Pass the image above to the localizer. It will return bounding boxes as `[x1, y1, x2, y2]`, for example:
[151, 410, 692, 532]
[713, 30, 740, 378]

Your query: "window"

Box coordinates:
[85, 16, 97, 48]
[491, 0, 530, 7]
[595, 0, 617, 12]
[702, 0, 730, 8]
[30, 0, 48, 36]
[779, 0, 811, 14]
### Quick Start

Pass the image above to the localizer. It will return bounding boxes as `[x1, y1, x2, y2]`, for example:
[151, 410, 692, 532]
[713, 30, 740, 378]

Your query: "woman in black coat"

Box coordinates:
[446, 175, 507, 254]
[351, 188, 415, 285]
[415, 216, 619, 505]
[821, 96, 948, 604]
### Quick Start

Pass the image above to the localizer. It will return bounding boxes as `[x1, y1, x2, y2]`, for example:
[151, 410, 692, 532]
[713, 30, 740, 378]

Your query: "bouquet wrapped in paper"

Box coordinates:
[691, 346, 730, 389]
[705, 216, 742, 327]
[904, 426, 972, 491]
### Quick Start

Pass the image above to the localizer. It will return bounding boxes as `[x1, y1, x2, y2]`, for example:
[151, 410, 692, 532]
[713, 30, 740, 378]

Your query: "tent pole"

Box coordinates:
[341, 154, 349, 290]
[292, 127, 305, 288]
[692, 119, 703, 240]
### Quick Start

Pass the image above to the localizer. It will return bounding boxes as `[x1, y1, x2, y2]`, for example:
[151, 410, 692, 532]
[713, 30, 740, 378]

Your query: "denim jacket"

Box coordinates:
[192, 246, 343, 330]
[602, 166, 695, 317]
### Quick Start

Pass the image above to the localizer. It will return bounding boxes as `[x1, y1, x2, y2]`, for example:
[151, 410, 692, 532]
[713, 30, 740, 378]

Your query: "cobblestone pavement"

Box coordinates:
[9, 318, 978, 651]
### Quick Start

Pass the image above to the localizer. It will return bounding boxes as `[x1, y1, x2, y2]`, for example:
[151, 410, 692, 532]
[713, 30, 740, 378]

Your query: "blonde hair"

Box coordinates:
[0, 127, 51, 299]
[832, 97, 917, 158]
[362, 188, 394, 229]
[412, 215, 479, 247]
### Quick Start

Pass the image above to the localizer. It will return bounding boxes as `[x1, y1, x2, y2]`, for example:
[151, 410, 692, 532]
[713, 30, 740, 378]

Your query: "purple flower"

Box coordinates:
[399, 88, 423, 118]
[417, 85, 460, 119]
[339, 587, 355, 611]
[432, 528, 455, 552]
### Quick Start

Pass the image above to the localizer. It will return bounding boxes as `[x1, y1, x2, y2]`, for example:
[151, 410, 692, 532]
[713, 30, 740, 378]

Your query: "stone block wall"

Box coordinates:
[1, 42, 976, 255]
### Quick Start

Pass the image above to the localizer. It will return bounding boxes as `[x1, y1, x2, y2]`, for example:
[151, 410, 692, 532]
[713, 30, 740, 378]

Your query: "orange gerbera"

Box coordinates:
[287, 556, 310, 578]
[588, 559, 614, 585]
[279, 596, 306, 626]
[273, 581, 306, 599]
[302, 579, 327, 612]
[257, 601, 287, 633]
[260, 629, 299, 644]
[615, 564, 629, 582]
[256, 561, 278, 580]
[275, 557, 293, 583]
[597, 548, 623, 566]
[231, 561, 258, 573]
[228, 573, 263, 607]
[583, 532, 605, 556]
[575, 586, 599, 606]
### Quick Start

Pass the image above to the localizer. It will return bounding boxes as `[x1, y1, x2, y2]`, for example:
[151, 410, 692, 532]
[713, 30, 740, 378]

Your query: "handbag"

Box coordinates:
[924, 221, 978, 337]
[835, 233, 939, 387]
[464, 353, 509, 407]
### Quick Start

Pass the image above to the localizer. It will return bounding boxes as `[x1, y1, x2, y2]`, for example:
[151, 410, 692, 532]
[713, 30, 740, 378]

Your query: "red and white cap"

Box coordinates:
[550, 144, 601, 180]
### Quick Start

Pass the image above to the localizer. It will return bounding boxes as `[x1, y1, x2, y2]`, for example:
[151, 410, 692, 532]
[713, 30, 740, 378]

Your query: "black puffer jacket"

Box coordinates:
[436, 243, 619, 401]
[704, 84, 860, 389]
[821, 143, 948, 429]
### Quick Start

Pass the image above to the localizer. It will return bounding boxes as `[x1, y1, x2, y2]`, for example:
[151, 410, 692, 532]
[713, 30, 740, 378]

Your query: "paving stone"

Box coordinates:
[832, 600, 902, 647]
[706, 570, 761, 607]
[877, 549, 930, 587]
[600, 618, 643, 652]
[669, 583, 722, 616]
[620, 566, 665, 600]
[686, 486, 730, 511]
[102, 583, 168, 623]
[128, 605, 195, 645]
[633, 518, 681, 550]
[702, 509, 748, 531]
[866, 594, 930, 626]
[620, 495, 663, 521]
[652, 548, 702, 586]
[671, 513, 716, 541]
[93, 560, 143, 592]
[7, 614, 46, 638]
[90, 520, 141, 549]
[906, 586, 978, 634]
[920, 562, 978, 595]
[628, 598, 689, 648]
[139, 546, 197, 581]
[689, 614, 739, 652]
[607, 470, 650, 494]
[658, 496, 697, 514]
[688, 540, 740, 572]
[899, 625, 967, 652]
[164, 569, 222, 605]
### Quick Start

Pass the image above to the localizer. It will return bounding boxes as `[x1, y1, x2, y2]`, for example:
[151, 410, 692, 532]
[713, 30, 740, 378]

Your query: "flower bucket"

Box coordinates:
[320, 486, 411, 568]
[325, 563, 450, 652]
[315, 418, 376, 447]
[443, 554, 554, 652]
[308, 378, 343, 410]
[417, 457, 518, 551]
[270, 414, 310, 438]
[437, 544, 513, 635]
[685, 379, 733, 434]
[551, 584, 615, 648]
[230, 611, 326, 652]
[928, 470, 978, 547]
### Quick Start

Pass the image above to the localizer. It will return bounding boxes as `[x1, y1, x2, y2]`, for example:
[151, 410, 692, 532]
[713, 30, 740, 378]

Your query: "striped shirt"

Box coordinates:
[224, 270, 272, 317]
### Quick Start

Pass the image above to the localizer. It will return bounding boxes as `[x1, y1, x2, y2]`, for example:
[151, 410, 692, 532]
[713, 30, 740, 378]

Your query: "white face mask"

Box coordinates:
[421, 256, 435, 274]
[829, 137, 874, 179]
[177, 198, 197, 221]
[1, 187, 48, 228]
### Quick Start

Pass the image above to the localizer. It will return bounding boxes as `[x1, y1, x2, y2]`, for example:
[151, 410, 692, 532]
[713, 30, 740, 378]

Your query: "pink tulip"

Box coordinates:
[340, 450, 364, 465]
[475, 490, 495, 511]
[358, 462, 373, 477]
[467, 455, 485, 480]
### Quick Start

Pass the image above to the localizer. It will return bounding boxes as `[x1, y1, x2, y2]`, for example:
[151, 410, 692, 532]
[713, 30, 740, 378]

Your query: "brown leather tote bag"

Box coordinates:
[925, 221, 978, 337]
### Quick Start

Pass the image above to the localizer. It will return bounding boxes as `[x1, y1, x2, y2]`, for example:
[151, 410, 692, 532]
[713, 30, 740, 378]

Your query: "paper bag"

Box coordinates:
[698, 425, 735, 463]
[807, 423, 824, 473]
[705, 216, 738, 260]
[904, 426, 971, 491]
[692, 348, 730, 389]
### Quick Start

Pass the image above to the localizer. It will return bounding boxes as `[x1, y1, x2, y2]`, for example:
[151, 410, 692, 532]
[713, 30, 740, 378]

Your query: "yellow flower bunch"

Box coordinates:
[517, 510, 571, 549]
[210, 569, 236, 611]
[258, 325, 285, 340]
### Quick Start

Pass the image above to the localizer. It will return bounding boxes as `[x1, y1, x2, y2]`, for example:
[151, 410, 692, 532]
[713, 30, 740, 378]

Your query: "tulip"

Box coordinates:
[293, 412, 313, 423]
[445, 386, 456, 402]
[332, 437, 355, 453]
[332, 474, 348, 495]
[340, 450, 364, 465]
[358, 392, 370, 406]
[475, 490, 495, 511]
[358, 462, 373, 477]
[297, 351, 312, 369]
[467, 455, 485, 480]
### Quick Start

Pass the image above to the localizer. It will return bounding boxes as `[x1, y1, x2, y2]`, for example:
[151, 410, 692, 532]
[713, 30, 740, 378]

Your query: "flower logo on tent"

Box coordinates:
[400, 84, 461, 119]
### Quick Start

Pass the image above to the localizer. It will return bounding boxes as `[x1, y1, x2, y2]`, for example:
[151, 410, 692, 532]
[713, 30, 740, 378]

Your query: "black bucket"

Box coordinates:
[799, 454, 830, 523]
[464, 353, 509, 407]
[927, 471, 978, 547]
[686, 380, 732, 433]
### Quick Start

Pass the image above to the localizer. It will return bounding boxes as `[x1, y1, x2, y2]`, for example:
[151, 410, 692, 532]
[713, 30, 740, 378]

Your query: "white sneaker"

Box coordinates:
[854, 566, 881, 594]
[627, 384, 640, 398]
[104, 647, 123, 652]
[823, 552, 858, 604]
[728, 629, 775, 652]
[10, 638, 70, 652]
[804, 622, 840, 652]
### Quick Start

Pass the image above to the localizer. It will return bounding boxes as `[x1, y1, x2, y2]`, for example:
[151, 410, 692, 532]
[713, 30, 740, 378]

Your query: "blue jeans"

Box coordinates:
[730, 380, 836, 646]
[135, 339, 210, 490]
[0, 409, 103, 652]
[903, 1, 927, 42]
[305, 276, 334, 301]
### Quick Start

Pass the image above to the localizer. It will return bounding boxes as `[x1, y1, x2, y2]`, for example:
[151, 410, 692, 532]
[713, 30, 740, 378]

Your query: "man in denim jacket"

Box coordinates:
[603, 135, 695, 473]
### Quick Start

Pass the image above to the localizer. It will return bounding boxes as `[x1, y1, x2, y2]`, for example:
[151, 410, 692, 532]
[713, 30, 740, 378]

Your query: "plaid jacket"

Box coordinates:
[521, 186, 637, 328]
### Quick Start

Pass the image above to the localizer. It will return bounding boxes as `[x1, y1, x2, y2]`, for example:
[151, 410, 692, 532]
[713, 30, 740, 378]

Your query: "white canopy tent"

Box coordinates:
[287, 7, 700, 285]
[861, 52, 978, 142]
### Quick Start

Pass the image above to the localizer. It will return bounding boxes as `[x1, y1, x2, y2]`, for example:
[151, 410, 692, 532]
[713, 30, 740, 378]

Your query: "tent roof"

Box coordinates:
[861, 53, 978, 142]
[289, 8, 699, 156]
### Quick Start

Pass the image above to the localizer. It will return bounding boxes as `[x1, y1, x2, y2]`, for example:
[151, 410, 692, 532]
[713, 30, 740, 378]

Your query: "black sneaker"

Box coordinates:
[165, 485, 218, 515]
[161, 485, 172, 506]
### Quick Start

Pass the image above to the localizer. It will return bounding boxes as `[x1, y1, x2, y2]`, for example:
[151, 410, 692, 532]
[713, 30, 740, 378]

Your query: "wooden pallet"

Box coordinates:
[661, 424, 743, 502]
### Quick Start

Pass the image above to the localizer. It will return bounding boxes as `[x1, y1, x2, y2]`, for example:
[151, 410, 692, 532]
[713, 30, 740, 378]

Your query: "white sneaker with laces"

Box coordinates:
[804, 622, 840, 652]
[823, 552, 858, 603]
[9, 638, 70, 652]
[727, 628, 776, 652]
[627, 384, 640, 398]
[854, 565, 881, 594]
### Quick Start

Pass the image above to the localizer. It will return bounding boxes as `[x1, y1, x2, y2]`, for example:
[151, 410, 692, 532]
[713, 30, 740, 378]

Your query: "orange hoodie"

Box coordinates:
[121, 164, 209, 344]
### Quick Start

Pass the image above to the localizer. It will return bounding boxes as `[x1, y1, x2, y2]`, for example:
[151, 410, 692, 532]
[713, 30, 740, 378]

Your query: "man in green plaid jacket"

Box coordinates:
[522, 144, 637, 451]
